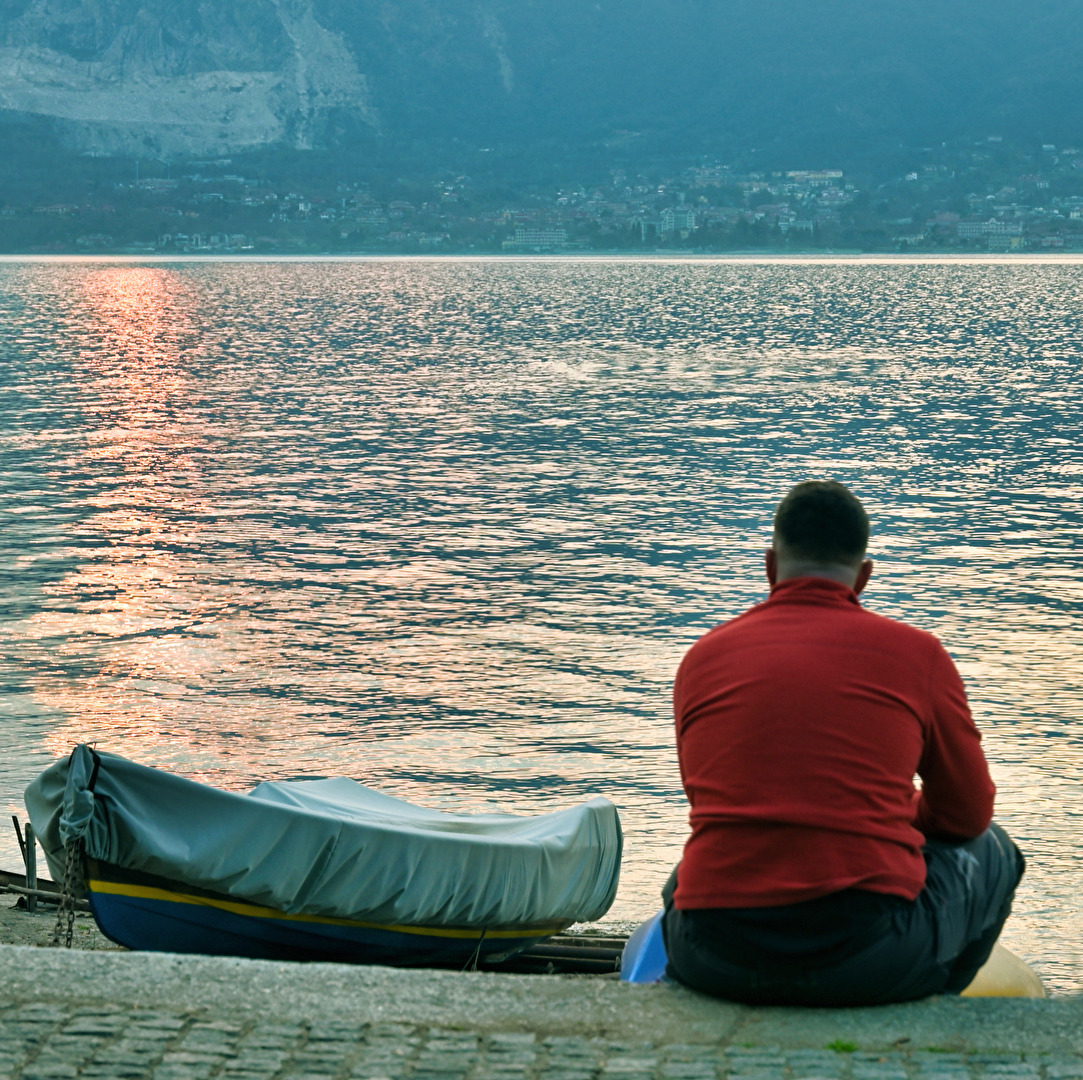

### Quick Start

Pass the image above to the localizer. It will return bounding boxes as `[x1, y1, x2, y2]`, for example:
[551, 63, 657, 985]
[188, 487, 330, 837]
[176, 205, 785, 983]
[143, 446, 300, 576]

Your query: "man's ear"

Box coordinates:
[765, 547, 778, 587]
[854, 558, 873, 595]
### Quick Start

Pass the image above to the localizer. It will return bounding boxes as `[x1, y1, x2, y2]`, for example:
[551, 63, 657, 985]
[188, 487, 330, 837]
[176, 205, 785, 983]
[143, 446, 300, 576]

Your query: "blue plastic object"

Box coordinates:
[620, 909, 668, 983]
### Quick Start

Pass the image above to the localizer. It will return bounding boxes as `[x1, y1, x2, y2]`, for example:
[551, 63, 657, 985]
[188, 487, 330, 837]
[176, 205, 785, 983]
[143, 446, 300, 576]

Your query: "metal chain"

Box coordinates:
[51, 836, 85, 948]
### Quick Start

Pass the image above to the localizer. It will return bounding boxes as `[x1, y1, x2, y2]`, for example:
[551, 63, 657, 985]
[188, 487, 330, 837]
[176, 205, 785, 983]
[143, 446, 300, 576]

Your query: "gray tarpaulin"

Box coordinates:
[25, 744, 622, 928]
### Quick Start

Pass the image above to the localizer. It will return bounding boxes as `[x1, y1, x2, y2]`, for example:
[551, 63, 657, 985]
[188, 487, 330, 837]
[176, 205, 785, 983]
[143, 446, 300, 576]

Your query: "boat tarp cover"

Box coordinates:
[25, 745, 622, 928]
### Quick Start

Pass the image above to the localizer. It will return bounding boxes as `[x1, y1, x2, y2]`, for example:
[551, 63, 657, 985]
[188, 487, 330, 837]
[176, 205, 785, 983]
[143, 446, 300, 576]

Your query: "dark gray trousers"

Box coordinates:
[661, 823, 1025, 1006]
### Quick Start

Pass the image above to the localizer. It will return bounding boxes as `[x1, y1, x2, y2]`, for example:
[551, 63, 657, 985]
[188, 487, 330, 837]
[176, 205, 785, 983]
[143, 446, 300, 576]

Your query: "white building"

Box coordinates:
[659, 207, 696, 237]
[509, 226, 568, 250]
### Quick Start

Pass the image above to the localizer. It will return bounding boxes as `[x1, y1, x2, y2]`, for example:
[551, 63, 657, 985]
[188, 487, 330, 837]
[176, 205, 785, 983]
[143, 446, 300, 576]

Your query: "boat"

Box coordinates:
[24, 744, 622, 967]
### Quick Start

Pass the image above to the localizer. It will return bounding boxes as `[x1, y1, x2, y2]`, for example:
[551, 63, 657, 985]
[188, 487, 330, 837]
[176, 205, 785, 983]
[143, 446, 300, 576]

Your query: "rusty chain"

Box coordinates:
[51, 836, 85, 948]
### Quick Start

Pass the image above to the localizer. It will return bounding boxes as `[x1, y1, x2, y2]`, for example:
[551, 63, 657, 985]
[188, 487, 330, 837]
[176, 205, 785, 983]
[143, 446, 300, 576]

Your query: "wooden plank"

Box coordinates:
[0, 883, 90, 911]
[549, 934, 628, 950]
[25, 824, 36, 913]
[0, 869, 60, 892]
[11, 815, 27, 868]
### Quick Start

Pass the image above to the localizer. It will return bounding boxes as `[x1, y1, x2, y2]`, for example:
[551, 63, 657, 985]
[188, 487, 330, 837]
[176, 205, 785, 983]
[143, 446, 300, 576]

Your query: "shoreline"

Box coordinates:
[4, 251, 1083, 264]
[3, 894, 1076, 1000]
[0, 894, 117, 951]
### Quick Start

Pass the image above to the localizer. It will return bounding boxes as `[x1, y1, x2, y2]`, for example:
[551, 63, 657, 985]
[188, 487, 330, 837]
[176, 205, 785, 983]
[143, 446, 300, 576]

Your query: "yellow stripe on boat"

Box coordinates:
[87, 878, 564, 941]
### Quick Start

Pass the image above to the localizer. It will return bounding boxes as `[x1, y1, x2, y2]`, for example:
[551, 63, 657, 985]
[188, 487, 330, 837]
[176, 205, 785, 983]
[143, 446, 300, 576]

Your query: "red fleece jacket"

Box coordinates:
[673, 577, 995, 909]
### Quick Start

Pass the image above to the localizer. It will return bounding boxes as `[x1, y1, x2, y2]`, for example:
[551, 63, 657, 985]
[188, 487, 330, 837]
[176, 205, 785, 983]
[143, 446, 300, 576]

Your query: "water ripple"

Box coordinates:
[1, 258, 1082, 992]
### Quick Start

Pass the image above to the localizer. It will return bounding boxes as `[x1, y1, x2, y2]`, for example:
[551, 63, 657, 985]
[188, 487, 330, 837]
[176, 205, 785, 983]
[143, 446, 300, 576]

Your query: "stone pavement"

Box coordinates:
[1, 947, 1081, 1080]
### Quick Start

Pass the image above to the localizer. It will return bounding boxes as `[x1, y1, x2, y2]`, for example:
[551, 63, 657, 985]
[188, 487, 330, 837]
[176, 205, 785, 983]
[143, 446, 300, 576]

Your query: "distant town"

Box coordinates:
[3, 136, 1083, 255]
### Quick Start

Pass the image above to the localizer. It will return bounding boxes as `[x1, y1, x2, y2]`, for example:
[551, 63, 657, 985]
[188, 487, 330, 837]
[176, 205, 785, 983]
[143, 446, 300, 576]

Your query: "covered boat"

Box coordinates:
[24, 744, 622, 966]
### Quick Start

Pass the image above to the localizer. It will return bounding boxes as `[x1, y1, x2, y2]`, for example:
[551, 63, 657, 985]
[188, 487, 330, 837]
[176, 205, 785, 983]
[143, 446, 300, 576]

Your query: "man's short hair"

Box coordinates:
[773, 481, 869, 566]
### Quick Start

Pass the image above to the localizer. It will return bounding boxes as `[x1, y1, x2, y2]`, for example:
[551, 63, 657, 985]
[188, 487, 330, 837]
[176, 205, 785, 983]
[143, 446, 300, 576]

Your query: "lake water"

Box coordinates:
[1, 255, 1081, 994]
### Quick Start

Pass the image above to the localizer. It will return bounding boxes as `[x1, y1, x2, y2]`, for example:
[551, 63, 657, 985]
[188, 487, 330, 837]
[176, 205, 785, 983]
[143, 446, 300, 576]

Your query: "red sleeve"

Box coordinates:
[913, 644, 996, 840]
[673, 652, 691, 791]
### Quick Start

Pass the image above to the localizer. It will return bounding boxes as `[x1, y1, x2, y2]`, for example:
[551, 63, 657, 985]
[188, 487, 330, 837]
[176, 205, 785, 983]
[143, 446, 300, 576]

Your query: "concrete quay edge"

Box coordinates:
[0, 945, 1081, 1055]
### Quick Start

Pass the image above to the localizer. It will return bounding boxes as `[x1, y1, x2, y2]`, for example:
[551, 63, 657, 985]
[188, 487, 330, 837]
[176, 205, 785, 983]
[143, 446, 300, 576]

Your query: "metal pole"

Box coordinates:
[24, 823, 36, 914]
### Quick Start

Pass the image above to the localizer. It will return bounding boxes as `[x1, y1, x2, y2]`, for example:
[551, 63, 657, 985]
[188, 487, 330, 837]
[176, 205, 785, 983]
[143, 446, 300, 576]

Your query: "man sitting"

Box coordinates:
[663, 480, 1024, 1005]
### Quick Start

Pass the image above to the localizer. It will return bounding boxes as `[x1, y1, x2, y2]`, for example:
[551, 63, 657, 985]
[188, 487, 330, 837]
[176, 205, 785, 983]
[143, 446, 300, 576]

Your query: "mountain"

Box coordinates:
[1, 0, 1082, 167]
[0, 0, 375, 156]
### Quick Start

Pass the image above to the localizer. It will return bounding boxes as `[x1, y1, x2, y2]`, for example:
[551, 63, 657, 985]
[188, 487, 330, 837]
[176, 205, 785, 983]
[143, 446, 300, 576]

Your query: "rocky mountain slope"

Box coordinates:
[0, 0, 375, 155]
[0, 0, 1081, 163]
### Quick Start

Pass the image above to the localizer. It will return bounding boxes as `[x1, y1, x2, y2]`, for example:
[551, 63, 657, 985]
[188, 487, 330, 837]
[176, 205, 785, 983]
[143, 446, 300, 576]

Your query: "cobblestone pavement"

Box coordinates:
[3, 1003, 1083, 1080]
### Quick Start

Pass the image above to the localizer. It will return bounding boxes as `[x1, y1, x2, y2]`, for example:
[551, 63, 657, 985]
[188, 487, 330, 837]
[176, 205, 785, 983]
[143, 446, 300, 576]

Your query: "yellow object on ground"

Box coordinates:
[960, 943, 1045, 998]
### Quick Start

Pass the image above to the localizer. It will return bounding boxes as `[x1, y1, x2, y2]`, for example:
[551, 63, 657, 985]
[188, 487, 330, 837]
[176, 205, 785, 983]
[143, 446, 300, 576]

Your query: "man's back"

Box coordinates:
[673, 576, 995, 909]
[662, 481, 1022, 1006]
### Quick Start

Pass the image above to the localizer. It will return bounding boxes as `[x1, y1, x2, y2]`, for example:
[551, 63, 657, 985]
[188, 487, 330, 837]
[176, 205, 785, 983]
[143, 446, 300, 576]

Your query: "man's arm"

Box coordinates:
[913, 643, 996, 840]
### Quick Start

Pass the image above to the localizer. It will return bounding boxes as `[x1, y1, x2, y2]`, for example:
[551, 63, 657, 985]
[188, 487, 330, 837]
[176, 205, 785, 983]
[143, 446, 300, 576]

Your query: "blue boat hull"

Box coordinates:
[85, 860, 565, 967]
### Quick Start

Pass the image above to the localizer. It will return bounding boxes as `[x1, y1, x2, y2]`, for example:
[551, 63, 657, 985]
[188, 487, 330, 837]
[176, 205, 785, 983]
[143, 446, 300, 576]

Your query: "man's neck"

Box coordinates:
[773, 562, 861, 588]
[765, 547, 873, 595]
